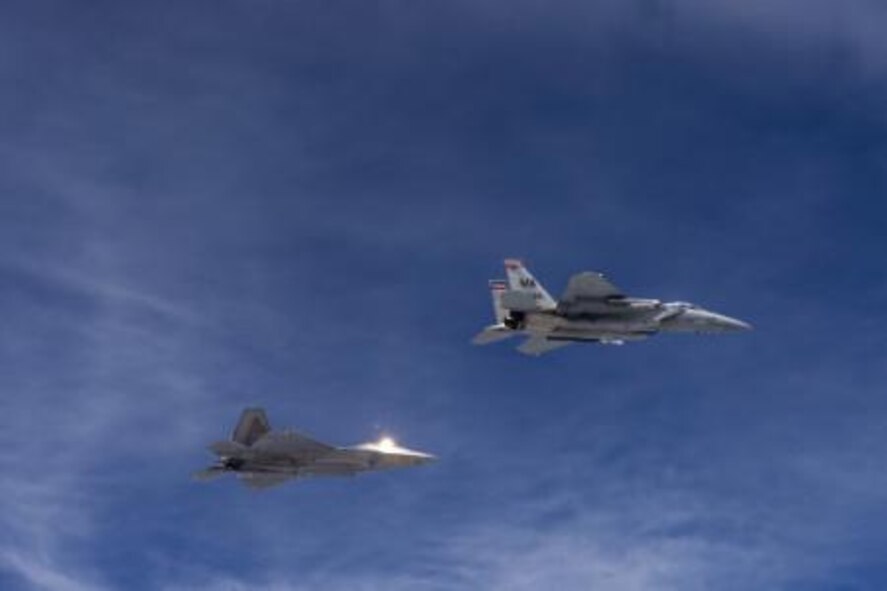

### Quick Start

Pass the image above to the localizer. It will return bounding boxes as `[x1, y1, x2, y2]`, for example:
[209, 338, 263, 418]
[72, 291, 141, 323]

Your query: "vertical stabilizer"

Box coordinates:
[504, 259, 557, 310]
[489, 280, 508, 323]
[473, 279, 517, 346]
[231, 408, 271, 446]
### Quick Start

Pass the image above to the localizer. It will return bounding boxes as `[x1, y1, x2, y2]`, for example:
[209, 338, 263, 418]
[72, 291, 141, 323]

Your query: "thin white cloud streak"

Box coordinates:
[1, 551, 106, 591]
[0, 486, 851, 591]
[0, 3, 885, 590]
[456, 0, 887, 82]
[152, 498, 821, 591]
[673, 0, 887, 73]
[0, 255, 195, 326]
[0, 323, 194, 590]
[0, 202, 218, 590]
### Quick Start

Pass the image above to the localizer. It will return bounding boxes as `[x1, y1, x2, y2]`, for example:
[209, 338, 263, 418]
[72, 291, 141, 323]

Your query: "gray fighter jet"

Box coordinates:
[473, 259, 751, 356]
[194, 408, 435, 489]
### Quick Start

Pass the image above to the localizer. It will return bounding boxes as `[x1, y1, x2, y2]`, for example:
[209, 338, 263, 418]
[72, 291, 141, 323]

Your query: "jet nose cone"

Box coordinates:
[715, 314, 752, 332]
[401, 450, 436, 467]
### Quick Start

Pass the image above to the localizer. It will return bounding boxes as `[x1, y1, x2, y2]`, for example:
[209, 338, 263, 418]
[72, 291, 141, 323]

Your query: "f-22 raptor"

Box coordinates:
[473, 259, 751, 356]
[194, 409, 435, 489]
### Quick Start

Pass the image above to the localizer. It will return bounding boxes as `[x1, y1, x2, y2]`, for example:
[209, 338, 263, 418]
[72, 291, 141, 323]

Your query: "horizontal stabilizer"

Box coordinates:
[472, 325, 516, 345]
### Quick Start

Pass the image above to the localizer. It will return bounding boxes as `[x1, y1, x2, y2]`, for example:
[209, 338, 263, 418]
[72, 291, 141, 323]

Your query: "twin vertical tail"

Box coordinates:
[489, 280, 508, 324]
[473, 259, 554, 346]
[472, 279, 515, 345]
[195, 409, 268, 483]
[231, 408, 271, 446]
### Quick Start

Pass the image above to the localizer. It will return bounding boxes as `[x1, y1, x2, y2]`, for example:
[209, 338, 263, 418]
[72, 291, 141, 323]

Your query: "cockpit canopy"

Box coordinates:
[671, 301, 699, 310]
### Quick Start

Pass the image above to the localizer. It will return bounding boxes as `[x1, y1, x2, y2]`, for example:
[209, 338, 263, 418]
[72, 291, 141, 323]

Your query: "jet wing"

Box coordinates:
[253, 431, 336, 456]
[472, 325, 516, 345]
[238, 473, 293, 490]
[299, 462, 361, 477]
[558, 272, 625, 315]
[517, 337, 573, 356]
[561, 272, 624, 301]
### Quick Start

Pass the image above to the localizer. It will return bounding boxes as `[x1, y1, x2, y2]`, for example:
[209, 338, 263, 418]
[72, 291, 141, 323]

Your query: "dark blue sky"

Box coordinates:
[2, 1, 887, 589]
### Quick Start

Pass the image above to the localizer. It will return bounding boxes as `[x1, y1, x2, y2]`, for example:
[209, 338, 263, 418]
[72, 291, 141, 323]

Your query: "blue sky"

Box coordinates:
[2, 1, 887, 589]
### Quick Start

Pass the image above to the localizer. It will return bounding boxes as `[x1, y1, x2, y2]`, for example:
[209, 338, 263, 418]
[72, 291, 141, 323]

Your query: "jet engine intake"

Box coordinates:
[223, 457, 245, 470]
[504, 311, 525, 330]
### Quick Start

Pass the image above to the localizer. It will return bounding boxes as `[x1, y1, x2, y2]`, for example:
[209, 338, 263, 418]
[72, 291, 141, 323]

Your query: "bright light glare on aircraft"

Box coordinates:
[377, 436, 397, 451]
[196, 410, 433, 488]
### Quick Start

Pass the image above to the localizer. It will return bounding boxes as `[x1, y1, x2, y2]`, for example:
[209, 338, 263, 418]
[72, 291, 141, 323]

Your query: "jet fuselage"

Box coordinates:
[196, 409, 434, 488]
[474, 261, 751, 354]
[509, 299, 750, 343]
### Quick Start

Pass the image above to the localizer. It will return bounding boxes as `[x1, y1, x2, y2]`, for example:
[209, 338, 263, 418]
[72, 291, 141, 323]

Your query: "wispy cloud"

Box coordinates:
[1, 1, 886, 590]
[1, 256, 195, 325]
[1, 551, 106, 591]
